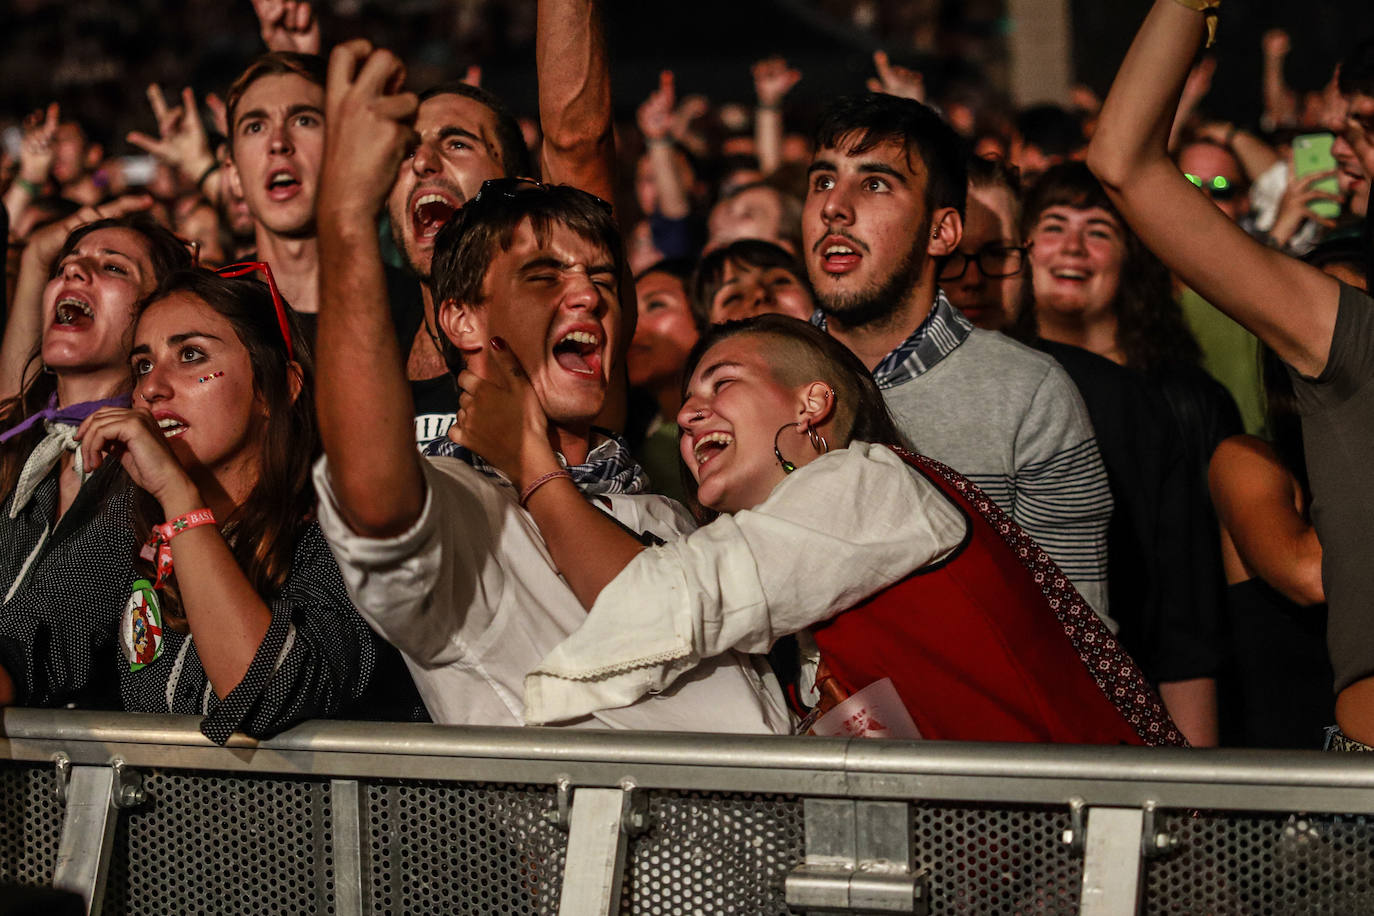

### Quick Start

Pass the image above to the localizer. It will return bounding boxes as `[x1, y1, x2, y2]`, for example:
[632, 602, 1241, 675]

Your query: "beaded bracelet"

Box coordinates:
[140, 508, 217, 588]
[195, 161, 221, 193]
[519, 470, 573, 508]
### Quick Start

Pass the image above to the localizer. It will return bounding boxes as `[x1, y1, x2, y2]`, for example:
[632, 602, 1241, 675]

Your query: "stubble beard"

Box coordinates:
[814, 238, 928, 331]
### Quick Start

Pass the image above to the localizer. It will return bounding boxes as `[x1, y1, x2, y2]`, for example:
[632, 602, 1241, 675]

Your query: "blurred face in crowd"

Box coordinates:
[708, 258, 814, 325]
[440, 218, 621, 432]
[51, 122, 99, 186]
[226, 73, 325, 239]
[803, 136, 934, 327]
[1177, 142, 1248, 222]
[1027, 205, 1125, 325]
[628, 270, 698, 391]
[708, 186, 791, 252]
[41, 228, 159, 380]
[388, 93, 507, 281]
[1328, 91, 1374, 217]
[941, 183, 1024, 331]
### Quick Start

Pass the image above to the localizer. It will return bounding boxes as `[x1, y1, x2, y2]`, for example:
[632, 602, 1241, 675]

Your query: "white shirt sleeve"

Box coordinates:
[313, 456, 505, 667]
[523, 443, 968, 724]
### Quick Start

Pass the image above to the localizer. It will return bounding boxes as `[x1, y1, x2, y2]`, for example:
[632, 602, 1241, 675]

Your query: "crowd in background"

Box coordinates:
[0, 0, 1371, 754]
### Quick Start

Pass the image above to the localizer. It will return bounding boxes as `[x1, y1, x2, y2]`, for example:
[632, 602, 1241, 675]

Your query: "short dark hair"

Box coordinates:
[1339, 37, 1374, 97]
[690, 239, 812, 328]
[813, 92, 968, 218]
[430, 183, 623, 374]
[418, 82, 535, 181]
[225, 52, 327, 144]
[966, 154, 1023, 226]
[1015, 105, 1086, 160]
[1014, 162, 1200, 370]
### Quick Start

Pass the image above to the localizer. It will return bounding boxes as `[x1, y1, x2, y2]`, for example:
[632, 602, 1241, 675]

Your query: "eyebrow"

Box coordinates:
[235, 103, 321, 130]
[519, 257, 617, 277]
[807, 158, 836, 176]
[698, 360, 744, 383]
[438, 126, 486, 147]
[131, 332, 224, 356]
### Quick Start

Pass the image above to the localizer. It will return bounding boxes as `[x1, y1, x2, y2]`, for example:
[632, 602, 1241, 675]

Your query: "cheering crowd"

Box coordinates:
[0, 0, 1371, 753]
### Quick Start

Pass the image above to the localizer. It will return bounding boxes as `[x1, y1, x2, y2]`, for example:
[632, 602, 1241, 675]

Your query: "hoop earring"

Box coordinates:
[808, 427, 829, 455]
[773, 422, 798, 473]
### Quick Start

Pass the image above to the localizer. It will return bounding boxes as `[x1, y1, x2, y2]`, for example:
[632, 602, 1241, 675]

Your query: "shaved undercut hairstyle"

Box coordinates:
[429, 183, 623, 375]
[813, 92, 968, 219]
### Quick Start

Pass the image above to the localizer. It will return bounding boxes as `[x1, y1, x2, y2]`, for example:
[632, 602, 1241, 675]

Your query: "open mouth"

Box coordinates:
[411, 192, 459, 243]
[266, 169, 300, 198]
[1050, 268, 1089, 281]
[156, 417, 188, 439]
[692, 431, 733, 467]
[818, 236, 863, 275]
[53, 296, 94, 330]
[552, 329, 603, 378]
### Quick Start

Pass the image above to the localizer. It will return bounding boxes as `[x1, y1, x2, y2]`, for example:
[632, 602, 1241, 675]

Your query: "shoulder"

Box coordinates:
[601, 492, 697, 540]
[959, 328, 1068, 379]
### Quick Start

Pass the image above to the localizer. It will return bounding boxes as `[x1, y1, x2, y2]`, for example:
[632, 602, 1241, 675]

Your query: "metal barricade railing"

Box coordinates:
[3, 708, 1374, 915]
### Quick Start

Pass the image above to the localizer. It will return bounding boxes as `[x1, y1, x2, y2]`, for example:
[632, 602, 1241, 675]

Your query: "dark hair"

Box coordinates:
[1304, 235, 1369, 285]
[1012, 162, 1201, 370]
[0, 215, 192, 500]
[636, 257, 695, 285]
[813, 93, 967, 218]
[690, 239, 812, 328]
[1014, 105, 1086, 160]
[225, 52, 327, 145]
[129, 269, 314, 630]
[419, 82, 535, 181]
[966, 154, 1024, 228]
[429, 183, 623, 375]
[1339, 36, 1374, 97]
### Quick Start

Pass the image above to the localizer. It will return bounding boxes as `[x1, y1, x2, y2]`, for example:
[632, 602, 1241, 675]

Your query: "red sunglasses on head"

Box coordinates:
[214, 261, 295, 362]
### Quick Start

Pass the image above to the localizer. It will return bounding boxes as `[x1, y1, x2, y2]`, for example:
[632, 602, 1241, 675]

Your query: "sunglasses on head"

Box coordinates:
[469, 177, 615, 216]
[214, 261, 295, 362]
[1185, 172, 1240, 201]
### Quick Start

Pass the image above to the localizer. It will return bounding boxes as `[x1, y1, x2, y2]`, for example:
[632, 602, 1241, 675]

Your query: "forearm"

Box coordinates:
[1089, 1, 1204, 188]
[1262, 64, 1295, 129]
[3, 184, 33, 230]
[1158, 677, 1218, 747]
[1229, 129, 1280, 180]
[756, 107, 783, 175]
[537, 0, 615, 204]
[0, 252, 53, 399]
[524, 477, 646, 609]
[648, 144, 690, 219]
[316, 210, 426, 536]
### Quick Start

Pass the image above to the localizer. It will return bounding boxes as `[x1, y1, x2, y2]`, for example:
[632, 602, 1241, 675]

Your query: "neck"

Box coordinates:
[188, 457, 258, 523]
[824, 275, 938, 372]
[255, 229, 319, 314]
[55, 371, 128, 407]
[550, 423, 594, 467]
[1036, 309, 1124, 365]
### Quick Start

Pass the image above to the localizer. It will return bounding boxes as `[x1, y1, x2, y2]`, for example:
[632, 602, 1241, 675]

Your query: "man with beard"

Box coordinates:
[385, 0, 618, 447]
[803, 92, 1114, 620]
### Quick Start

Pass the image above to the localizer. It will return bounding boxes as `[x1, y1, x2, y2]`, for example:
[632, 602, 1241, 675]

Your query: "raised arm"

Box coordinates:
[3, 104, 57, 229]
[316, 41, 424, 536]
[636, 73, 691, 220]
[126, 85, 223, 208]
[1087, 0, 1339, 377]
[753, 57, 801, 175]
[536, 0, 615, 204]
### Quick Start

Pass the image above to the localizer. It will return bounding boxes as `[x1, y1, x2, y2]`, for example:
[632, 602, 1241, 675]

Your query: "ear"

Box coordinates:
[796, 380, 837, 429]
[926, 206, 963, 258]
[436, 298, 486, 354]
[224, 156, 244, 200]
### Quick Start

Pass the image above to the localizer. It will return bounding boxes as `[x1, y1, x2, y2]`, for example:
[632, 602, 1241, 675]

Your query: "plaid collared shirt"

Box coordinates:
[424, 427, 648, 497]
[811, 291, 972, 390]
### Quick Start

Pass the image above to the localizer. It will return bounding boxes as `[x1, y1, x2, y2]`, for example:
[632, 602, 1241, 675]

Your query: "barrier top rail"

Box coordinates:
[3, 708, 1374, 814]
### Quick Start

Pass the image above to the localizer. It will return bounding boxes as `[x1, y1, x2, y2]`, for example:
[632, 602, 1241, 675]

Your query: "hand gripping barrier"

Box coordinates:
[3, 709, 1374, 915]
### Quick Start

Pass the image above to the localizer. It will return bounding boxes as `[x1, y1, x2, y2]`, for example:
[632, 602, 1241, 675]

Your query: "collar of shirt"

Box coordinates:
[810, 290, 973, 390]
[423, 427, 648, 497]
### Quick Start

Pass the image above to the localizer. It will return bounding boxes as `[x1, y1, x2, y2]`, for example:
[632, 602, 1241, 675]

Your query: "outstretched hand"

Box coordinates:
[867, 51, 924, 103]
[23, 194, 155, 271]
[637, 71, 676, 143]
[18, 103, 60, 187]
[319, 40, 418, 225]
[75, 407, 198, 509]
[753, 57, 801, 108]
[252, 0, 321, 55]
[449, 337, 559, 491]
[126, 85, 217, 187]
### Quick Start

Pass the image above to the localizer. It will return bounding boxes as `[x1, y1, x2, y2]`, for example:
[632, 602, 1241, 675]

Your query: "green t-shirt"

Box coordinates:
[1179, 286, 1266, 435]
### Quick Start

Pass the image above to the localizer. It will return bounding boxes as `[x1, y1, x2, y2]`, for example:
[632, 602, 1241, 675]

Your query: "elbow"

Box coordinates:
[1085, 140, 1130, 194]
[334, 480, 424, 539]
[1281, 557, 1326, 608]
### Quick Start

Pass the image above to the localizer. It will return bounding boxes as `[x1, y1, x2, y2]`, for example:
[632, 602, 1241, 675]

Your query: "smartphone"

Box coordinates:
[117, 155, 157, 187]
[1292, 132, 1341, 220]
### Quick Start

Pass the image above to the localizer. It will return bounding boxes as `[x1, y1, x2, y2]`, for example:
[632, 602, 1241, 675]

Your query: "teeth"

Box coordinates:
[559, 330, 598, 346]
[825, 245, 856, 256]
[413, 193, 451, 211]
[693, 432, 733, 464]
[269, 172, 295, 187]
[1053, 269, 1088, 279]
[157, 418, 184, 429]
[54, 297, 93, 324]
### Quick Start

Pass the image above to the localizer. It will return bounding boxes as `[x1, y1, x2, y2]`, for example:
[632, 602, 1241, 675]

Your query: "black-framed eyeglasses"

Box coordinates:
[937, 244, 1027, 281]
[214, 261, 295, 362]
[470, 177, 615, 216]
[1185, 172, 1240, 201]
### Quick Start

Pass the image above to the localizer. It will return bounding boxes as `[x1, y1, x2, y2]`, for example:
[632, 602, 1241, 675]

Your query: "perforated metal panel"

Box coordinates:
[101, 770, 334, 916]
[912, 801, 1082, 914]
[623, 791, 804, 915]
[1144, 810, 1374, 914]
[0, 762, 62, 887]
[366, 781, 567, 915]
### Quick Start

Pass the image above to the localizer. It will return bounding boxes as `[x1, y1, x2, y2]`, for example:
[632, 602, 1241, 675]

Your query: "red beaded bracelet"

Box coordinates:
[139, 508, 217, 588]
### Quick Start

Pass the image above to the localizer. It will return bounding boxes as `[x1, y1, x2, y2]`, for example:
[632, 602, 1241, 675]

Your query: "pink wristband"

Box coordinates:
[140, 509, 217, 588]
[519, 470, 573, 507]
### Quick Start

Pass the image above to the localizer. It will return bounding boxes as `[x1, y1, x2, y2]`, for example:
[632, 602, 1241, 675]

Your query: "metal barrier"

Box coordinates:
[3, 708, 1374, 915]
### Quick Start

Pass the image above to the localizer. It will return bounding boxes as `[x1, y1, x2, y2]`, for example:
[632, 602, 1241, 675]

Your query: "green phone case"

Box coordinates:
[1292, 133, 1341, 221]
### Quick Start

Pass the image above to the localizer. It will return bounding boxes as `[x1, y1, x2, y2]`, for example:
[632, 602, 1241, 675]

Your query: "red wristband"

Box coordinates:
[139, 509, 217, 588]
